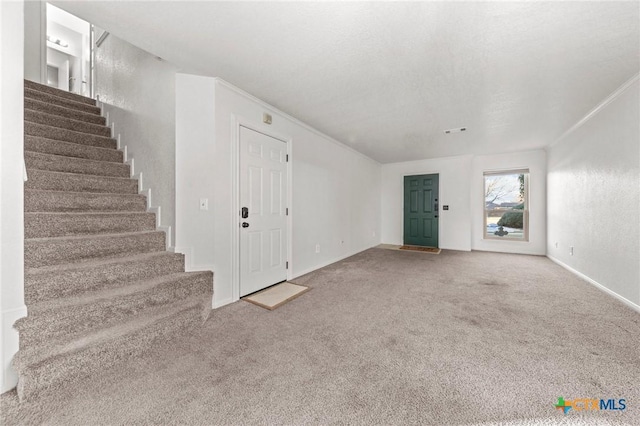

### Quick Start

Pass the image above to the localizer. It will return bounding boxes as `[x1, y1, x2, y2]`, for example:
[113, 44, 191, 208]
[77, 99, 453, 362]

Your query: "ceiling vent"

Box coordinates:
[444, 127, 467, 134]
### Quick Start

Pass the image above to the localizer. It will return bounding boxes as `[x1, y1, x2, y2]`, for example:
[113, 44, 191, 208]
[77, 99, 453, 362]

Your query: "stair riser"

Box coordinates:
[25, 109, 111, 138]
[25, 232, 166, 268]
[16, 303, 206, 401]
[17, 81, 215, 405]
[25, 213, 156, 238]
[25, 98, 106, 125]
[24, 80, 96, 105]
[25, 136, 123, 163]
[25, 253, 186, 305]
[24, 88, 100, 115]
[25, 152, 130, 178]
[25, 170, 138, 194]
[19, 274, 212, 347]
[25, 122, 116, 150]
[25, 190, 147, 213]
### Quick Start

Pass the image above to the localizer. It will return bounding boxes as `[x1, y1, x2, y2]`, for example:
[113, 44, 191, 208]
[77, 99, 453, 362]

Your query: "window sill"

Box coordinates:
[482, 237, 530, 243]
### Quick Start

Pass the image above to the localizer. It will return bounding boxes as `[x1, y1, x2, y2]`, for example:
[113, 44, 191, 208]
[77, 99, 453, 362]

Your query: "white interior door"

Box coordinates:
[239, 126, 288, 297]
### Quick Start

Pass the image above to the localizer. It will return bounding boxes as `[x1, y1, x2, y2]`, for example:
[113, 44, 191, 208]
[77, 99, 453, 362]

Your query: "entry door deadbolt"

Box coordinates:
[241, 207, 249, 218]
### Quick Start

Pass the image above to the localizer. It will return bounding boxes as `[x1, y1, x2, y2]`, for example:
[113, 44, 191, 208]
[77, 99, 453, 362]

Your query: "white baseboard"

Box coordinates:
[547, 255, 640, 314]
[173, 246, 192, 259]
[290, 245, 376, 280]
[439, 246, 471, 252]
[213, 297, 235, 309]
[157, 225, 172, 249]
[107, 113, 172, 249]
[173, 247, 215, 273]
[2, 305, 27, 393]
[186, 264, 215, 273]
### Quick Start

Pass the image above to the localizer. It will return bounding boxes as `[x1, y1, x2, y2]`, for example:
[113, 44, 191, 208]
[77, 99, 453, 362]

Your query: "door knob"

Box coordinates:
[242, 222, 249, 228]
[241, 207, 249, 218]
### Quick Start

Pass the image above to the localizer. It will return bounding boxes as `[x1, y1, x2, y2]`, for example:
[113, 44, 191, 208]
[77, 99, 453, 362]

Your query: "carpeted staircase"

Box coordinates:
[14, 80, 213, 401]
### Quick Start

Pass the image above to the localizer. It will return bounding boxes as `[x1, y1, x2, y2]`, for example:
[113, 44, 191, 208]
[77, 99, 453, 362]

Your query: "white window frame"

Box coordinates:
[483, 169, 529, 242]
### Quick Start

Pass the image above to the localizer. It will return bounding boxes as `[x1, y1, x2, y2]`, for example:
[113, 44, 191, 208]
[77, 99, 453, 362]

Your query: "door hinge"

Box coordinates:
[286, 261, 289, 269]
[286, 154, 289, 162]
[286, 207, 289, 216]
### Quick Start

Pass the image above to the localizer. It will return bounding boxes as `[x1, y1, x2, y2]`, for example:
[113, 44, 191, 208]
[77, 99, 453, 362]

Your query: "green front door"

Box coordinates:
[403, 174, 439, 247]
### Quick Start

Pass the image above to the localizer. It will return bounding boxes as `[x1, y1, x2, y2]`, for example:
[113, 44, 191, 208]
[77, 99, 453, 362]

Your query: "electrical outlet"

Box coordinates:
[570, 246, 574, 256]
[315, 244, 320, 253]
[199, 198, 208, 211]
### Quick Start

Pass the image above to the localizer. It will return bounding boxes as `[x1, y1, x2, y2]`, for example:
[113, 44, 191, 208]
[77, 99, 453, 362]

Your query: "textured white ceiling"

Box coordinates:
[55, 1, 639, 163]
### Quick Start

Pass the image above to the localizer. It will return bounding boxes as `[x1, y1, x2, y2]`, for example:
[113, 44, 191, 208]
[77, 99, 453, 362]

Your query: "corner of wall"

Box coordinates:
[546, 74, 639, 307]
[547, 255, 640, 314]
[1, 0, 26, 394]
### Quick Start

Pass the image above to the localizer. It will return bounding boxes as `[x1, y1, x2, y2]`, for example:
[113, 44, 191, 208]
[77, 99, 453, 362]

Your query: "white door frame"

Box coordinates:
[230, 115, 293, 302]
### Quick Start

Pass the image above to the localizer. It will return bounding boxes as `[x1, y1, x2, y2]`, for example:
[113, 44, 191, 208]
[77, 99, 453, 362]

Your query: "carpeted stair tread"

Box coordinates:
[25, 109, 111, 138]
[25, 169, 138, 194]
[24, 151, 130, 178]
[16, 271, 213, 347]
[24, 79, 96, 105]
[25, 122, 116, 150]
[25, 97, 106, 125]
[14, 296, 206, 365]
[25, 230, 166, 268]
[14, 298, 209, 400]
[25, 135, 123, 163]
[24, 88, 101, 115]
[25, 189, 147, 212]
[25, 211, 156, 238]
[26, 271, 211, 313]
[16, 81, 214, 402]
[25, 252, 186, 304]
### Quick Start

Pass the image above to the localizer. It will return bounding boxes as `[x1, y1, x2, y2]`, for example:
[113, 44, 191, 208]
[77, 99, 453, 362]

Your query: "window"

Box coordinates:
[484, 170, 529, 241]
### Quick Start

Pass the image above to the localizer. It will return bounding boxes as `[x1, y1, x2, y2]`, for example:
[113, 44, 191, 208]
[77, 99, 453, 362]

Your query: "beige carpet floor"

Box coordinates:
[2, 248, 639, 425]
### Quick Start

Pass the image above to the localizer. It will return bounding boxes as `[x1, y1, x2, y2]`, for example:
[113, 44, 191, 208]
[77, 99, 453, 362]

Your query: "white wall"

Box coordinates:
[46, 47, 69, 91]
[175, 74, 216, 272]
[1, 0, 27, 394]
[46, 5, 90, 96]
[380, 150, 546, 255]
[381, 156, 473, 251]
[23, 0, 45, 83]
[471, 150, 547, 255]
[47, 22, 83, 59]
[47, 3, 88, 36]
[94, 33, 178, 246]
[176, 75, 381, 307]
[547, 76, 639, 308]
